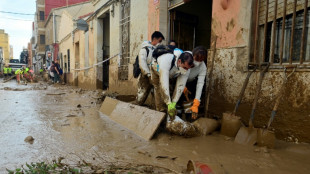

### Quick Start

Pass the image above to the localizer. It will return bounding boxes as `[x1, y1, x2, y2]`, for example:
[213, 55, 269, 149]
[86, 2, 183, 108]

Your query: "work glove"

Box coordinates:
[183, 87, 191, 101]
[167, 102, 177, 120]
[190, 99, 200, 120]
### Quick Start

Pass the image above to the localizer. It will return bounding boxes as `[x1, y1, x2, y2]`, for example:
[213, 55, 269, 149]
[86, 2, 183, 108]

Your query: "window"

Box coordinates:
[64, 55, 67, 72]
[67, 49, 70, 72]
[40, 35, 45, 44]
[252, 0, 310, 66]
[60, 53, 63, 69]
[39, 11, 45, 21]
[118, 0, 130, 80]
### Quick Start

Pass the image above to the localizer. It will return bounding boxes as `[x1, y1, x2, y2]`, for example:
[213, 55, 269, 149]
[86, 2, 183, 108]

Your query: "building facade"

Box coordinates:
[47, 0, 310, 142]
[33, 0, 91, 71]
[0, 29, 10, 64]
[209, 0, 310, 143]
[34, 0, 46, 71]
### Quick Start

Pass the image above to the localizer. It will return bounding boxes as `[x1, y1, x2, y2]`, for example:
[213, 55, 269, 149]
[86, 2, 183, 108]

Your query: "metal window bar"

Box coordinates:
[263, 0, 270, 63]
[118, 0, 130, 80]
[300, 0, 308, 64]
[254, 0, 261, 63]
[255, 0, 309, 67]
[279, 0, 287, 65]
[289, 0, 298, 64]
[270, 0, 278, 64]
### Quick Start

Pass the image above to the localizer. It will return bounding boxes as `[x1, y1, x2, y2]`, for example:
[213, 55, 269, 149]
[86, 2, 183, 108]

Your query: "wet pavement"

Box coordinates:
[1, 80, 310, 173]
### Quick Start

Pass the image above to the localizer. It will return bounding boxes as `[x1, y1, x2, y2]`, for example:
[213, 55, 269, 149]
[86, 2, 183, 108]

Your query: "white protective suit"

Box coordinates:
[139, 41, 155, 75]
[151, 49, 190, 105]
[187, 61, 207, 101]
[136, 41, 156, 105]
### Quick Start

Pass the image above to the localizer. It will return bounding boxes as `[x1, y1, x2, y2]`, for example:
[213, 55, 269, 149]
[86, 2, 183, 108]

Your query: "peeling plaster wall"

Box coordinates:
[148, 0, 160, 39]
[93, 0, 148, 95]
[73, 29, 97, 90]
[211, 0, 310, 142]
[212, 0, 248, 48]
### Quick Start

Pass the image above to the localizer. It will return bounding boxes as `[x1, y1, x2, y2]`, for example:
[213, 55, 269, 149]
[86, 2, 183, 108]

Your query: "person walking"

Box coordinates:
[54, 60, 61, 83]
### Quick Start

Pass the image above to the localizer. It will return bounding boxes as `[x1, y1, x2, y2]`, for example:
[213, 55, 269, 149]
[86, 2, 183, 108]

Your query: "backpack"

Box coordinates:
[152, 45, 174, 61]
[59, 68, 63, 75]
[133, 47, 149, 78]
[153, 45, 176, 71]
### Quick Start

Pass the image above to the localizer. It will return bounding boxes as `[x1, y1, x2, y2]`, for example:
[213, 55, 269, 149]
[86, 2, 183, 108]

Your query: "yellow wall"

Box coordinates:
[73, 28, 97, 90]
[0, 30, 10, 64]
[58, 12, 75, 84]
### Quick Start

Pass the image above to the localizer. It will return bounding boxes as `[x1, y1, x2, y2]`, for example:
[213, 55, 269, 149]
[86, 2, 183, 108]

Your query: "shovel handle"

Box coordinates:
[233, 66, 257, 114]
[249, 63, 269, 126]
[249, 109, 256, 128]
[267, 110, 277, 128]
[266, 68, 295, 129]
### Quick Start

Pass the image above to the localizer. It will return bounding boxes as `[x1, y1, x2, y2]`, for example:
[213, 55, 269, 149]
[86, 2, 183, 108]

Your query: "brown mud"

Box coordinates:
[1, 81, 310, 173]
[210, 75, 310, 143]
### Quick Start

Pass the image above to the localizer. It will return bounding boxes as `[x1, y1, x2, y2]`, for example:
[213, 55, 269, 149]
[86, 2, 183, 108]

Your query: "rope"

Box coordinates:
[71, 53, 120, 71]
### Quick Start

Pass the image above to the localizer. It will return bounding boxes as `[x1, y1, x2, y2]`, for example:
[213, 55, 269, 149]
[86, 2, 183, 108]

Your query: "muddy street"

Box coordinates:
[0, 81, 309, 173]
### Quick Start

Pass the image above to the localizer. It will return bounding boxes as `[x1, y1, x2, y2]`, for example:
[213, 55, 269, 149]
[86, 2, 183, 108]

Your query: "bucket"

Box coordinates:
[220, 112, 241, 137]
[187, 160, 226, 174]
[187, 160, 213, 174]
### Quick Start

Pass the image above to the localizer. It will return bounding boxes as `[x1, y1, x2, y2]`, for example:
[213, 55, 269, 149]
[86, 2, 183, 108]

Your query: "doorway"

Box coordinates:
[102, 13, 110, 90]
[169, 0, 212, 51]
[75, 42, 80, 86]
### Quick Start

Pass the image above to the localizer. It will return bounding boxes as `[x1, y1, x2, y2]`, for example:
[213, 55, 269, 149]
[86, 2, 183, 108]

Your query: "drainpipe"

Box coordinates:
[53, 12, 56, 44]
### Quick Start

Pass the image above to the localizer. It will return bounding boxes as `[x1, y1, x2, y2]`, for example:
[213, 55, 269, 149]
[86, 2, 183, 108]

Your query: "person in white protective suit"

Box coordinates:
[182, 46, 208, 120]
[150, 50, 194, 120]
[136, 31, 165, 105]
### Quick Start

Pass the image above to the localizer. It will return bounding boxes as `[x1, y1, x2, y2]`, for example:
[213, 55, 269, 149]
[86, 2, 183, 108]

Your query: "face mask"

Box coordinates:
[156, 43, 162, 47]
[179, 67, 188, 75]
[193, 60, 202, 67]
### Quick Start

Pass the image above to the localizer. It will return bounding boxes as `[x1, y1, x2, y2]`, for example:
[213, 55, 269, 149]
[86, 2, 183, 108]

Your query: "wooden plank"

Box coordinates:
[99, 97, 119, 116]
[100, 97, 166, 141]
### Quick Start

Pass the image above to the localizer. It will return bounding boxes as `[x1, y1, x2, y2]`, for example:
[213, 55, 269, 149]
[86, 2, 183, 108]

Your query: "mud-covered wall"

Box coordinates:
[93, 0, 149, 95]
[210, 0, 310, 143]
[73, 30, 95, 90]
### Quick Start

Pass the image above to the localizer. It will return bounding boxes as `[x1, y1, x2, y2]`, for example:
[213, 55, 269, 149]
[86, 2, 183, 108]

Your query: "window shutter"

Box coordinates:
[259, 0, 309, 25]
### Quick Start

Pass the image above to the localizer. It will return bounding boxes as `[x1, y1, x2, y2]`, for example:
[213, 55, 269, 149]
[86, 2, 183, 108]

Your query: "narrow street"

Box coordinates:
[0, 81, 309, 173]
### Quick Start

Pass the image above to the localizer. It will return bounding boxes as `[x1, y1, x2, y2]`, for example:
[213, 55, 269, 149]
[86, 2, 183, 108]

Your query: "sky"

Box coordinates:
[0, 0, 36, 59]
